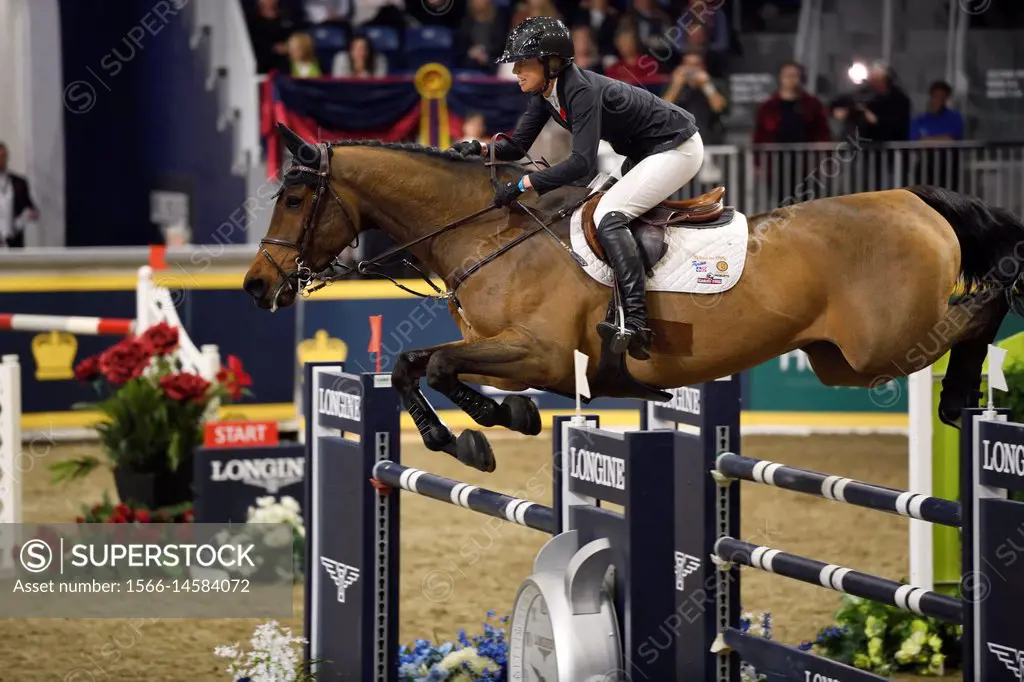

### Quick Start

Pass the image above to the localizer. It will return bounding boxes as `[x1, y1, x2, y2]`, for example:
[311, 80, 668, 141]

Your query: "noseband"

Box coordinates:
[258, 142, 359, 298]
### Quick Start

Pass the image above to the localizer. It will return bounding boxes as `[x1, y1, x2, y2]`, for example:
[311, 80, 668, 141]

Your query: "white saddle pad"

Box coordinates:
[569, 205, 750, 295]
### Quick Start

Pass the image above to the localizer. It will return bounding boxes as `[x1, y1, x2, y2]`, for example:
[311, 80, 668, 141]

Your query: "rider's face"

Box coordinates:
[513, 59, 546, 93]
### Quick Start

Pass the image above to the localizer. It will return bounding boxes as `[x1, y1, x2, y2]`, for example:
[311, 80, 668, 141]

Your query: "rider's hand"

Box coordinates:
[493, 179, 524, 207]
[450, 139, 483, 156]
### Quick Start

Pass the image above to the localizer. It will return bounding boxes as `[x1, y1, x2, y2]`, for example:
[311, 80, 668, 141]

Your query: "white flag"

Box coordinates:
[573, 350, 591, 399]
[989, 344, 1009, 392]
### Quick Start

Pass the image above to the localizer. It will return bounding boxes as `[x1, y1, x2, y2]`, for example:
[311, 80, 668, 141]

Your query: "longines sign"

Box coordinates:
[193, 444, 306, 523]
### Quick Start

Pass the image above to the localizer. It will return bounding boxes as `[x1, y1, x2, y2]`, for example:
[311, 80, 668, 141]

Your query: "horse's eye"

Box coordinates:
[285, 195, 303, 209]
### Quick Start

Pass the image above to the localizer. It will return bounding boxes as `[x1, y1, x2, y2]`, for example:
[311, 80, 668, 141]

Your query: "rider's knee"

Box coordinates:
[595, 209, 631, 230]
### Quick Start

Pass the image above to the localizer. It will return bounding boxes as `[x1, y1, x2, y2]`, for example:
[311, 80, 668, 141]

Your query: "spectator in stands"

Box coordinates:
[662, 48, 728, 145]
[456, 0, 505, 73]
[753, 61, 830, 144]
[911, 80, 964, 142]
[248, 0, 297, 74]
[510, 0, 563, 31]
[572, 24, 602, 74]
[0, 142, 37, 249]
[460, 112, 488, 142]
[836, 61, 911, 142]
[570, 0, 620, 61]
[605, 21, 653, 84]
[626, 0, 673, 69]
[753, 62, 831, 205]
[288, 32, 323, 77]
[333, 34, 387, 77]
[911, 80, 964, 190]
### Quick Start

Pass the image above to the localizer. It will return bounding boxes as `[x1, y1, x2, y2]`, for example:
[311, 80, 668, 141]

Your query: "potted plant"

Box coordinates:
[49, 322, 252, 509]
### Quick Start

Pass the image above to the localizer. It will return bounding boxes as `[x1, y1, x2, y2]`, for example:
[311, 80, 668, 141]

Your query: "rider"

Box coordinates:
[450, 16, 704, 361]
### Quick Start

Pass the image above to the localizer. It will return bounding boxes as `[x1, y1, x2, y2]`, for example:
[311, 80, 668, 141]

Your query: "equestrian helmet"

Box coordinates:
[496, 16, 574, 66]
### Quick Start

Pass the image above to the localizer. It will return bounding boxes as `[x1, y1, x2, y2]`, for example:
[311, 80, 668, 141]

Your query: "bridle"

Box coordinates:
[261, 134, 591, 308]
[258, 142, 361, 305]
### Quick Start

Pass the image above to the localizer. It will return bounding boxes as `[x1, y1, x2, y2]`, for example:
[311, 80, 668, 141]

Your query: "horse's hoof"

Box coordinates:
[499, 395, 542, 436]
[423, 424, 457, 452]
[455, 430, 496, 472]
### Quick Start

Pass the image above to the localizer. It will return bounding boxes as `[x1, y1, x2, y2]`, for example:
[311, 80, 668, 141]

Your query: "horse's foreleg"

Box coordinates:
[392, 344, 461, 459]
[424, 332, 556, 472]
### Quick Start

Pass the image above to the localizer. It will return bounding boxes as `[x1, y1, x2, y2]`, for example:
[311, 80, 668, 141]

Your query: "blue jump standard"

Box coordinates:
[715, 452, 962, 527]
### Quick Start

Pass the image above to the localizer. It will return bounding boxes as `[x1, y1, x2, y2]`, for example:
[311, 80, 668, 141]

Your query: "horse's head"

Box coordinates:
[244, 124, 359, 310]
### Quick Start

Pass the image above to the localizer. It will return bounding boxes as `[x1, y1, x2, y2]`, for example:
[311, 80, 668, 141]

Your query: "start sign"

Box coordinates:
[203, 420, 279, 448]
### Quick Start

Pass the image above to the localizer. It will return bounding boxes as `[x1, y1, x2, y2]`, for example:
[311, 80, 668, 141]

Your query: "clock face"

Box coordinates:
[509, 582, 558, 682]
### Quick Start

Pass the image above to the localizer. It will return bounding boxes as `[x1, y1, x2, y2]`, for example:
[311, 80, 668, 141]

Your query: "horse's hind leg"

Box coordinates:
[938, 292, 1011, 428]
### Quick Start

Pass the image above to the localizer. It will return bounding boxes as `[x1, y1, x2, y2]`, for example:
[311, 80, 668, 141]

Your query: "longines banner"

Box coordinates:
[193, 441, 306, 524]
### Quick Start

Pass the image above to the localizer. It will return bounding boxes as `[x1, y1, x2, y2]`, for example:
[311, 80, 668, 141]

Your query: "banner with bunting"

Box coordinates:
[261, 65, 530, 176]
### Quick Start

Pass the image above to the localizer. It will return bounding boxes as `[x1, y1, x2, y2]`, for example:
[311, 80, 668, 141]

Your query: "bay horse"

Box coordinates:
[244, 125, 1024, 472]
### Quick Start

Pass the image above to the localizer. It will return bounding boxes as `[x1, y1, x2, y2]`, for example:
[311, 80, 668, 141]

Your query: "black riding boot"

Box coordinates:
[595, 211, 652, 360]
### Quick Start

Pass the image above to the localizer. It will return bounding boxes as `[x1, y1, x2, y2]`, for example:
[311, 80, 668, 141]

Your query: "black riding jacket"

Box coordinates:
[492, 64, 699, 194]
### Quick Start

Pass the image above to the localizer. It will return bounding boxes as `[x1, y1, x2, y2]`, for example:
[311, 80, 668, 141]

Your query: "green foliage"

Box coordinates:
[803, 595, 961, 677]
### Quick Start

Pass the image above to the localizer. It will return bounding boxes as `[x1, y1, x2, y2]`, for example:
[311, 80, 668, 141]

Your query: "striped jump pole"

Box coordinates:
[715, 453, 962, 528]
[0, 313, 134, 336]
[371, 461, 556, 534]
[714, 537, 963, 624]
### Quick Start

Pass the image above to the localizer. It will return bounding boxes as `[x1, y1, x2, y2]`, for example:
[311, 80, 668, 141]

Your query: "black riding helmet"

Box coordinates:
[496, 16, 574, 83]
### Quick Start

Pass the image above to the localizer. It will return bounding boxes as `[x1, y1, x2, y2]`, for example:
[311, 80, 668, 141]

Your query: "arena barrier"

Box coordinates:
[303, 365, 1022, 681]
[0, 354, 22, 579]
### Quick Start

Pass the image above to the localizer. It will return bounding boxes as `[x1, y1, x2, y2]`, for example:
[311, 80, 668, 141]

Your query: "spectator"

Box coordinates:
[288, 32, 323, 77]
[834, 61, 911, 142]
[570, 0, 619, 60]
[662, 48, 728, 145]
[0, 142, 37, 248]
[912, 80, 964, 189]
[248, 0, 297, 74]
[510, 0, 563, 30]
[456, 0, 506, 73]
[753, 62, 831, 144]
[626, 0, 673, 68]
[911, 80, 964, 142]
[460, 112, 488, 142]
[405, 0, 463, 28]
[604, 22, 653, 84]
[572, 24, 602, 74]
[332, 35, 387, 77]
[753, 62, 831, 205]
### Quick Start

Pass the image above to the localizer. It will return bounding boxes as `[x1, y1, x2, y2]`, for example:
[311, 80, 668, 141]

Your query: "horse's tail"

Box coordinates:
[907, 185, 1024, 315]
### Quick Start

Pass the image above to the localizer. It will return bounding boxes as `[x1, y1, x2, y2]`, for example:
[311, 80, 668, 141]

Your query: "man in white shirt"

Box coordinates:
[0, 142, 38, 248]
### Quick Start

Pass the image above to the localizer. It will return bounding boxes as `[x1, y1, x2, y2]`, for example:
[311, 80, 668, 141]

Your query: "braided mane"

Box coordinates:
[329, 138, 488, 164]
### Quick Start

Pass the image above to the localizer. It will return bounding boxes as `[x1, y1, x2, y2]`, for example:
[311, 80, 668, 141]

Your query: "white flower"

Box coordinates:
[280, 496, 301, 513]
[214, 621, 309, 681]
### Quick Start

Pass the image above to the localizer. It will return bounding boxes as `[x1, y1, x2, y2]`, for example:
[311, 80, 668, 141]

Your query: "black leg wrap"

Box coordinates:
[405, 390, 456, 454]
[448, 383, 500, 426]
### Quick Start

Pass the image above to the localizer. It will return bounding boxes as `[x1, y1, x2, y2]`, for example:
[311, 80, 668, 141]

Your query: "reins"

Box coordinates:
[286, 133, 597, 306]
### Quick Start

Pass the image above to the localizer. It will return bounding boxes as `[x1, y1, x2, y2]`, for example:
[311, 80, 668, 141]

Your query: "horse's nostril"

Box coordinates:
[243, 276, 268, 300]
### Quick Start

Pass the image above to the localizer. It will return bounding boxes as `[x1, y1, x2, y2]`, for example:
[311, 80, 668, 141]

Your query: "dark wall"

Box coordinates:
[60, 0, 246, 246]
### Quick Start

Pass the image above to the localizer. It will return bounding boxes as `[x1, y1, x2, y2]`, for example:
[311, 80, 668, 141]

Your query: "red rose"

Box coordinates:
[134, 510, 151, 523]
[74, 355, 102, 382]
[99, 338, 153, 385]
[182, 509, 194, 523]
[75, 516, 85, 523]
[140, 322, 179, 356]
[216, 355, 253, 400]
[111, 513, 127, 524]
[160, 372, 211, 403]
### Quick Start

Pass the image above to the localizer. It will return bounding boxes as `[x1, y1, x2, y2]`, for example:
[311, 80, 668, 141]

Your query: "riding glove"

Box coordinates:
[450, 140, 483, 156]
[493, 179, 525, 207]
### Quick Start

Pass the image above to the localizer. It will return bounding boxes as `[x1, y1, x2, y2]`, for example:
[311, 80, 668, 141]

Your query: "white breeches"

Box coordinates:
[593, 131, 705, 226]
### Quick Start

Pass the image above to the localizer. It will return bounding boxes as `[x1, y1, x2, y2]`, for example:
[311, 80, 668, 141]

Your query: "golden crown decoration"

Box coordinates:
[32, 331, 77, 381]
[297, 329, 347, 366]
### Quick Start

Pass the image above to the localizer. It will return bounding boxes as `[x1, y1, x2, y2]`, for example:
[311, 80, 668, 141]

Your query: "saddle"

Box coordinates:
[582, 185, 730, 274]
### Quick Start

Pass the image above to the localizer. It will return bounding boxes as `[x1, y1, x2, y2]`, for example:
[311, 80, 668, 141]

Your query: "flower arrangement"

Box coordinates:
[799, 595, 959, 676]
[214, 620, 317, 682]
[75, 491, 194, 524]
[247, 496, 305, 575]
[398, 612, 506, 682]
[49, 322, 252, 507]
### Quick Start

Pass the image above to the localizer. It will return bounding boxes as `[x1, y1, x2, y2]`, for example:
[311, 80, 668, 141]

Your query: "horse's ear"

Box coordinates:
[277, 123, 321, 168]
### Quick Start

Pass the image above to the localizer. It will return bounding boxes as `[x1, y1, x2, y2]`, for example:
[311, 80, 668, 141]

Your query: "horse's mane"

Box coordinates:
[329, 138, 489, 164]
